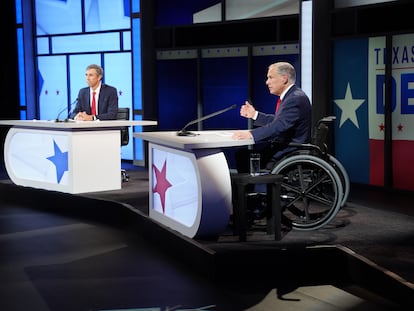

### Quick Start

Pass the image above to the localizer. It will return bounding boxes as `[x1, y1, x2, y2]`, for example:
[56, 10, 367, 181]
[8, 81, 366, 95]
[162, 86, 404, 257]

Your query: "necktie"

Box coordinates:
[275, 98, 282, 112]
[91, 91, 96, 116]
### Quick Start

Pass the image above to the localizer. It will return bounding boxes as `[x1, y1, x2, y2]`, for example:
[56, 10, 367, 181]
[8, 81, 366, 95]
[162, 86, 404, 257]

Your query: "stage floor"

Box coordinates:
[83, 165, 414, 282]
[1, 163, 413, 310]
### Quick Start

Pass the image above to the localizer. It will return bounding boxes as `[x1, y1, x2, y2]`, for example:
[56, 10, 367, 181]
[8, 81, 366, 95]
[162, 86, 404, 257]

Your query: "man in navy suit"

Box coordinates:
[71, 64, 118, 121]
[232, 61, 312, 171]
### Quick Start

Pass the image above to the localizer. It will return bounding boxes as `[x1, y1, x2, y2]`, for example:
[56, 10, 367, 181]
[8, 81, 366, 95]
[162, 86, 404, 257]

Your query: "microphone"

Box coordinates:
[55, 98, 78, 122]
[177, 104, 237, 136]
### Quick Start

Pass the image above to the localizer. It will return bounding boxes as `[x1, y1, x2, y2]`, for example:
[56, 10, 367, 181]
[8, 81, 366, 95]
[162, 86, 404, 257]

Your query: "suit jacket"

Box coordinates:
[251, 85, 312, 161]
[71, 83, 118, 120]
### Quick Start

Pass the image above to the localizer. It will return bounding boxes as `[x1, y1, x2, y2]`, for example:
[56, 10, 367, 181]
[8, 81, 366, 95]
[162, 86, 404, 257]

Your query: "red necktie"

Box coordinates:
[275, 98, 282, 112]
[91, 91, 97, 115]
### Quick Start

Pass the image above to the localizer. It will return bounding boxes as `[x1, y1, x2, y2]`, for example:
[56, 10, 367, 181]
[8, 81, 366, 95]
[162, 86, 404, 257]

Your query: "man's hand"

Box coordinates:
[74, 112, 94, 121]
[240, 101, 256, 119]
[232, 130, 253, 140]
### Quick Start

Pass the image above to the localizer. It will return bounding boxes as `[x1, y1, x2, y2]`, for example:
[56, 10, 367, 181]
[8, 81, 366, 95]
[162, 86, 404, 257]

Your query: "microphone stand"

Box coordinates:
[177, 104, 237, 136]
[55, 98, 78, 122]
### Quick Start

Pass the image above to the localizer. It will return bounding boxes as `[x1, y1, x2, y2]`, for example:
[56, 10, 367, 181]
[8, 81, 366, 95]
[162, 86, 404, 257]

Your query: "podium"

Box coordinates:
[134, 130, 253, 238]
[0, 120, 156, 194]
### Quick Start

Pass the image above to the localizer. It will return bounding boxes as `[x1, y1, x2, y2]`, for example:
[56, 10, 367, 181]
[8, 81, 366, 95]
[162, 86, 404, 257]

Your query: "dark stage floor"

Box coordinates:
[1, 162, 413, 310]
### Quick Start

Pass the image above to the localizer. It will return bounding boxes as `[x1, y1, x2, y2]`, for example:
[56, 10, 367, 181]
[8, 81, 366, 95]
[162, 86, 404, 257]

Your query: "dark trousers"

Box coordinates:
[234, 142, 281, 174]
[234, 141, 297, 174]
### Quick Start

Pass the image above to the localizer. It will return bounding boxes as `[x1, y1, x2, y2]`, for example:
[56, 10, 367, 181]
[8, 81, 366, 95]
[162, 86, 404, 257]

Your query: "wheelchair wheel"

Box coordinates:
[327, 155, 350, 207]
[271, 154, 343, 231]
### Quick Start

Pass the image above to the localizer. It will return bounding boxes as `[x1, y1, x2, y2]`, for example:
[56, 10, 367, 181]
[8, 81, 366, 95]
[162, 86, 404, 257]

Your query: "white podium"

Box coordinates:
[0, 120, 157, 194]
[134, 130, 253, 238]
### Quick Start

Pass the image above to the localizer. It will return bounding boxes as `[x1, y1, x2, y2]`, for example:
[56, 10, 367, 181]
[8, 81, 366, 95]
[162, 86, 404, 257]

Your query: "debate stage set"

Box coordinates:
[0, 127, 414, 310]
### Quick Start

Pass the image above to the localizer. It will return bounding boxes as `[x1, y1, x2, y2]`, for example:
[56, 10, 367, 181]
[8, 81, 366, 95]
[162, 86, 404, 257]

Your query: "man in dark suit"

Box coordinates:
[232, 61, 312, 171]
[71, 64, 118, 121]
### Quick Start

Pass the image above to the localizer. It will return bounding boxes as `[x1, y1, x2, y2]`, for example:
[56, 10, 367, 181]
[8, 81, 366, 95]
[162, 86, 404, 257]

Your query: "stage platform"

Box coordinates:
[0, 163, 413, 310]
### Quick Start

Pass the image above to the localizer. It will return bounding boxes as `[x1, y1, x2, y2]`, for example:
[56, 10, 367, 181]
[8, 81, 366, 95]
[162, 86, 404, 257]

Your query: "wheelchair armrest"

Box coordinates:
[288, 142, 326, 156]
[288, 142, 322, 151]
[318, 116, 336, 125]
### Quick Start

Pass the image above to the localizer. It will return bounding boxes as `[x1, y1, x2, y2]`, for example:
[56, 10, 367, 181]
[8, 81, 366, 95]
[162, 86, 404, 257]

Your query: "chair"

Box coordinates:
[267, 116, 350, 231]
[116, 107, 130, 182]
[230, 116, 349, 239]
[237, 116, 349, 234]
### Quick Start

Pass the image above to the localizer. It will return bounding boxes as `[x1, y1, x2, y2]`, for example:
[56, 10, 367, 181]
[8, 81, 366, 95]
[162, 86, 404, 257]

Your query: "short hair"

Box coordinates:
[270, 62, 296, 84]
[86, 64, 103, 77]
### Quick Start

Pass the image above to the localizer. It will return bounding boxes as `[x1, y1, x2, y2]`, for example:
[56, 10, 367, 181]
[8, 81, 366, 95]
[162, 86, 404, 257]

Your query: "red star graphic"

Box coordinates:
[397, 123, 404, 131]
[379, 123, 385, 131]
[152, 160, 172, 213]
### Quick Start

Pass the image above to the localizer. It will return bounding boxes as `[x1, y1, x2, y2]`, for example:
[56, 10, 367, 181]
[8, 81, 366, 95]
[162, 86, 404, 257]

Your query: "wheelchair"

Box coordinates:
[265, 116, 350, 231]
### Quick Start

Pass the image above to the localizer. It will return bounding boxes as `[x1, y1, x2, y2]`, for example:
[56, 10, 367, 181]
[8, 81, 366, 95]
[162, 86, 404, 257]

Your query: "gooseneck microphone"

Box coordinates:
[177, 104, 237, 136]
[55, 98, 78, 122]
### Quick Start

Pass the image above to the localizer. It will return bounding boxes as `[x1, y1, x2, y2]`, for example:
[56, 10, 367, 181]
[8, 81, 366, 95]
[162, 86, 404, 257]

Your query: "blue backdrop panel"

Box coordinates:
[200, 54, 248, 170]
[201, 56, 248, 130]
[156, 0, 221, 26]
[156, 58, 198, 131]
[333, 38, 370, 184]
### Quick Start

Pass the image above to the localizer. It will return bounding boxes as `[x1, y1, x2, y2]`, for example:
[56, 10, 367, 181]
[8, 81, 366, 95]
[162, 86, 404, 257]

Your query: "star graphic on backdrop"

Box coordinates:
[46, 141, 68, 184]
[334, 82, 365, 128]
[152, 160, 172, 213]
[378, 123, 405, 132]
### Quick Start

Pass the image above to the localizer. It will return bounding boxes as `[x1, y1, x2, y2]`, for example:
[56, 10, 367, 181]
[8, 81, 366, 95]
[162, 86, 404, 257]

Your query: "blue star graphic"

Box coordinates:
[47, 140, 68, 184]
